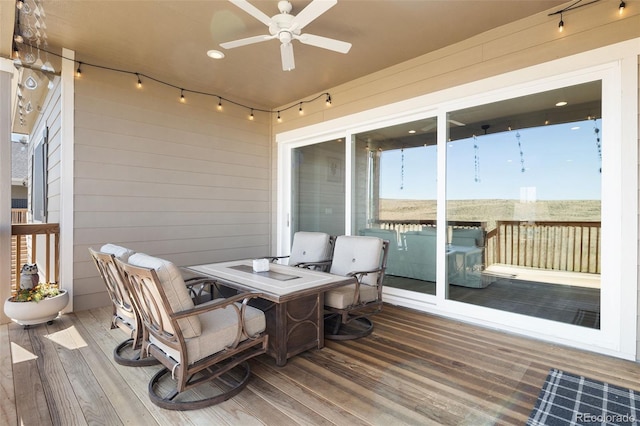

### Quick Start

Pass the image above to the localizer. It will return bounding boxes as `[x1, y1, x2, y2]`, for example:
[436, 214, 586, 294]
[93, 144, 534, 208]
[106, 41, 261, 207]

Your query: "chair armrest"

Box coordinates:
[295, 259, 332, 270]
[347, 267, 385, 284]
[268, 255, 290, 263]
[184, 277, 217, 302]
[171, 291, 263, 320]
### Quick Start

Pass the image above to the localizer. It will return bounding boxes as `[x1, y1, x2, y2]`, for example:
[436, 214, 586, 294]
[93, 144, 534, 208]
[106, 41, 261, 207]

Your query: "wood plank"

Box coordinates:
[8, 322, 53, 425]
[0, 324, 17, 426]
[4, 303, 640, 425]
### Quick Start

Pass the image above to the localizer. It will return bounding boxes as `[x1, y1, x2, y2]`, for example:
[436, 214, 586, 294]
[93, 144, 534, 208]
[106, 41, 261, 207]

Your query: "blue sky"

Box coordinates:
[380, 119, 602, 201]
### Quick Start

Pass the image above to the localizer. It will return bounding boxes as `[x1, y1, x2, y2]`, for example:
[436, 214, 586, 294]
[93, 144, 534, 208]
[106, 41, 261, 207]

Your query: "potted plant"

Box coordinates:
[4, 264, 69, 327]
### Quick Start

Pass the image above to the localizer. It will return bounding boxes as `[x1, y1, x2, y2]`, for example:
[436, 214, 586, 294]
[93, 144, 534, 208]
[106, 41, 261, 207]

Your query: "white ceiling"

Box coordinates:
[2, 0, 566, 113]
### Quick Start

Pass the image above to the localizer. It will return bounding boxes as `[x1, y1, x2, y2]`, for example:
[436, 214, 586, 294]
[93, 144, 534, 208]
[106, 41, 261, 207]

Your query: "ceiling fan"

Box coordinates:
[220, 0, 352, 71]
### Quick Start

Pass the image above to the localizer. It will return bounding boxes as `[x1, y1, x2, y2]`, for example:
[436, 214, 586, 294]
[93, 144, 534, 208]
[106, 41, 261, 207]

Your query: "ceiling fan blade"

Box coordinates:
[296, 33, 351, 54]
[220, 34, 274, 49]
[228, 0, 272, 26]
[280, 43, 295, 71]
[293, 0, 337, 30]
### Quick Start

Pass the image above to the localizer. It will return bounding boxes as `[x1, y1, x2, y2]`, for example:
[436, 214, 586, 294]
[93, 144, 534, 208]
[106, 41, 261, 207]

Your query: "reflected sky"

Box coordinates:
[380, 119, 602, 201]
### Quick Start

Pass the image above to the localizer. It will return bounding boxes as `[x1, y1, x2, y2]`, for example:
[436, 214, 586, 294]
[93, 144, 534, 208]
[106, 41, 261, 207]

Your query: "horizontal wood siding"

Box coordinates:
[73, 67, 271, 310]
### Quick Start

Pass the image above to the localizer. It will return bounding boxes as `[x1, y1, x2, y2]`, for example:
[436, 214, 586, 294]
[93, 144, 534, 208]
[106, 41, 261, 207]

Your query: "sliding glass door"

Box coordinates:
[278, 57, 630, 357]
[445, 81, 602, 329]
[352, 118, 438, 295]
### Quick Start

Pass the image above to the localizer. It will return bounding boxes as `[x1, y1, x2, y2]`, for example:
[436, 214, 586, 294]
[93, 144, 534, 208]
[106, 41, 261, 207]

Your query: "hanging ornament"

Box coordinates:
[593, 118, 601, 173]
[516, 131, 525, 172]
[400, 147, 405, 190]
[473, 135, 480, 182]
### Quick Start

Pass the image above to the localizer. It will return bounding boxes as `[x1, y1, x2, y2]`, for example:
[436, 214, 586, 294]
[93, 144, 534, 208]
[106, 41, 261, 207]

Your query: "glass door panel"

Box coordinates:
[353, 117, 438, 295]
[291, 140, 345, 237]
[445, 81, 602, 329]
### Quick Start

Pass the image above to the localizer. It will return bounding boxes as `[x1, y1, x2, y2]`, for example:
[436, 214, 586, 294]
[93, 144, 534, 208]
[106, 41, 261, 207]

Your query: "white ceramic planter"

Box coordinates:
[4, 290, 69, 326]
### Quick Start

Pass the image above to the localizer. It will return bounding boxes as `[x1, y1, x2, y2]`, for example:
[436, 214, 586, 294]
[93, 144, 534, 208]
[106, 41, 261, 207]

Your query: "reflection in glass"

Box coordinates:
[353, 118, 438, 295]
[446, 80, 602, 329]
[292, 140, 345, 237]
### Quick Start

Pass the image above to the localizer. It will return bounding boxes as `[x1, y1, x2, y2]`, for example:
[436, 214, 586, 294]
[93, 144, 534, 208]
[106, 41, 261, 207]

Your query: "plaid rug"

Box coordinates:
[528, 369, 640, 425]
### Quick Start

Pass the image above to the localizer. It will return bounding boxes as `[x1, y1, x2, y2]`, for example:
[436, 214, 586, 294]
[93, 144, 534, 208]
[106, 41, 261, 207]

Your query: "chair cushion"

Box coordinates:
[330, 236, 383, 286]
[151, 299, 266, 365]
[128, 253, 201, 338]
[325, 283, 378, 309]
[100, 243, 135, 262]
[289, 231, 331, 265]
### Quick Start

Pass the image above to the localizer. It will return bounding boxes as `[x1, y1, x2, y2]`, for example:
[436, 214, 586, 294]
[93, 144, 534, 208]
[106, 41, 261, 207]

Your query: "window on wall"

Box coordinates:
[31, 127, 48, 222]
[445, 80, 602, 329]
[291, 139, 345, 237]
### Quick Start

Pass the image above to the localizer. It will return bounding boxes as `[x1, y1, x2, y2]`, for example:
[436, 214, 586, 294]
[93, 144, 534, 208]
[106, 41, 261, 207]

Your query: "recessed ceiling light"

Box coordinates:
[571, 126, 580, 130]
[556, 101, 568, 107]
[408, 130, 416, 134]
[207, 50, 225, 59]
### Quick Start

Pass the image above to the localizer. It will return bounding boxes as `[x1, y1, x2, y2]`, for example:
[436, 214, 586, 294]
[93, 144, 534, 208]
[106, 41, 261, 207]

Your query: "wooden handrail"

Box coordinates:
[11, 223, 60, 293]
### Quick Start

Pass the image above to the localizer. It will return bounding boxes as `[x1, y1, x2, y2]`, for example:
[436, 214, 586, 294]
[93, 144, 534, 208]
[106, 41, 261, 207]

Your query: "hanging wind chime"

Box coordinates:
[516, 131, 526, 172]
[400, 147, 405, 190]
[593, 118, 602, 173]
[473, 135, 480, 183]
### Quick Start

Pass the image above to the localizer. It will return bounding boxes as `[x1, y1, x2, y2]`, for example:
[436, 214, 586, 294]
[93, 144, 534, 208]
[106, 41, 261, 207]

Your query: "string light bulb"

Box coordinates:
[26, 51, 333, 120]
[249, 109, 254, 120]
[619, 1, 625, 14]
[16, 0, 23, 10]
[12, 45, 20, 59]
[558, 14, 564, 32]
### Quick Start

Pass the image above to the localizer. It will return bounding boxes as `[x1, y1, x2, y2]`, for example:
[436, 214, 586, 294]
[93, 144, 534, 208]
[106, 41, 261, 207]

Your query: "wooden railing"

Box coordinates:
[12, 208, 28, 224]
[11, 223, 60, 294]
[486, 221, 601, 274]
[377, 219, 601, 275]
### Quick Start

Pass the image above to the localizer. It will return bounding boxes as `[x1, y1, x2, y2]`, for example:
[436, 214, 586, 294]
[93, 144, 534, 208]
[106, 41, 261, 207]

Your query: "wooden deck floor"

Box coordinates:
[2, 303, 640, 425]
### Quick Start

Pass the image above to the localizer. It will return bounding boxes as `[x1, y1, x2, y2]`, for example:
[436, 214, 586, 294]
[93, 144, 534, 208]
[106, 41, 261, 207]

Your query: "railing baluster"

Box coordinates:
[11, 223, 61, 293]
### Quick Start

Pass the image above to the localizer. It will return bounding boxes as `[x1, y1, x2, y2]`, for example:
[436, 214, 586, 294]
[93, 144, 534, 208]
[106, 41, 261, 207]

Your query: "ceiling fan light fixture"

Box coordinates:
[207, 49, 225, 59]
[222, 0, 350, 72]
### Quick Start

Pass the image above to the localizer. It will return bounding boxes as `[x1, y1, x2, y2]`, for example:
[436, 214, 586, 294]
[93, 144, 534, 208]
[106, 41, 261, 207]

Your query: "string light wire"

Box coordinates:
[21, 45, 332, 120]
